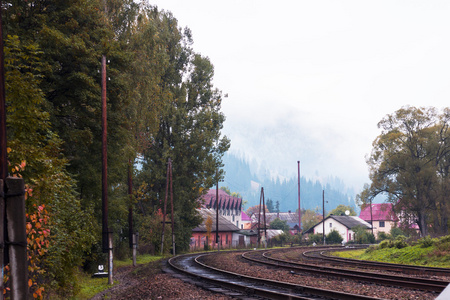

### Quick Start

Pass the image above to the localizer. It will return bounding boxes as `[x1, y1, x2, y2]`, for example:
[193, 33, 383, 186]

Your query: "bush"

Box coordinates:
[418, 236, 434, 248]
[390, 227, 406, 238]
[326, 230, 343, 244]
[307, 233, 323, 245]
[378, 240, 392, 249]
[377, 231, 390, 241]
[393, 235, 408, 249]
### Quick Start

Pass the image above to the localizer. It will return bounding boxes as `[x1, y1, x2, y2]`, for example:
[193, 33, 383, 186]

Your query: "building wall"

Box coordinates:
[372, 220, 395, 238]
[190, 231, 235, 250]
[220, 207, 242, 228]
[313, 220, 356, 243]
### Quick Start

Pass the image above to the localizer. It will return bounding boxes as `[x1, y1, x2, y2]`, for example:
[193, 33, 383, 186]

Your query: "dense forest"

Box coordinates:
[221, 152, 357, 213]
[4, 0, 229, 297]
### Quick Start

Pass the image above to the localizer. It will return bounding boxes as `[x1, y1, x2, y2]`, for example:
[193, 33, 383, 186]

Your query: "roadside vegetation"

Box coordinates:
[75, 254, 162, 299]
[333, 235, 450, 268]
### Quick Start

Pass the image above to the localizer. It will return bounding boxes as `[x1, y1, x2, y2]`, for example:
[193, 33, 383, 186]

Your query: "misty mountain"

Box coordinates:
[219, 152, 358, 214]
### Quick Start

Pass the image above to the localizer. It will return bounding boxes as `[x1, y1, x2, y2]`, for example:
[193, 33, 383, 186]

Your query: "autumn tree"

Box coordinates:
[136, 10, 230, 252]
[327, 205, 357, 217]
[301, 208, 322, 231]
[5, 34, 96, 297]
[359, 106, 450, 237]
[246, 205, 269, 217]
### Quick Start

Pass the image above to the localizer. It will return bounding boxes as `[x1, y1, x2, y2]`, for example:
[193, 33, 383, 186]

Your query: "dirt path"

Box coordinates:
[90, 260, 232, 299]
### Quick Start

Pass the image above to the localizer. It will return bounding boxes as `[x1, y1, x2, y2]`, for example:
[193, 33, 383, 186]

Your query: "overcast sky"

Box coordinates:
[150, 1, 450, 192]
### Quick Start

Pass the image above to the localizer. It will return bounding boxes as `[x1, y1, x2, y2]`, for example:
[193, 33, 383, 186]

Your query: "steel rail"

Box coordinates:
[241, 249, 447, 293]
[168, 252, 385, 300]
[302, 248, 450, 277]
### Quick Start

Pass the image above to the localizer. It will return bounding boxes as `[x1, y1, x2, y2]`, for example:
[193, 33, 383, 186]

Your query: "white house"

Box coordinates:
[305, 215, 372, 243]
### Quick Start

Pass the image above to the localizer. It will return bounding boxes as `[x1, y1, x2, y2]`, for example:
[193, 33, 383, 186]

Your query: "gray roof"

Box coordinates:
[192, 209, 240, 232]
[304, 215, 371, 234]
[329, 215, 372, 229]
[252, 212, 299, 228]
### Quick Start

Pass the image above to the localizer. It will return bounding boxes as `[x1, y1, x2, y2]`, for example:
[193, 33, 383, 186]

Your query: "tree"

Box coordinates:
[301, 208, 322, 231]
[266, 198, 275, 212]
[246, 205, 269, 217]
[220, 186, 231, 195]
[5, 34, 96, 297]
[269, 218, 290, 232]
[359, 106, 450, 237]
[326, 230, 343, 244]
[328, 205, 357, 217]
[136, 14, 230, 251]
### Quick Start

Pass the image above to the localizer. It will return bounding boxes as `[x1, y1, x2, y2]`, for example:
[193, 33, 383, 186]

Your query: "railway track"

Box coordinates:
[168, 247, 449, 299]
[303, 247, 450, 277]
[167, 251, 385, 300]
[244, 247, 449, 293]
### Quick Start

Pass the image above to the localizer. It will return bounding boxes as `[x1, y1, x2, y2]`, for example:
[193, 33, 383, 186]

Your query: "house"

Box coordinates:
[251, 211, 300, 234]
[241, 211, 252, 229]
[359, 203, 398, 238]
[191, 208, 240, 250]
[304, 215, 372, 243]
[201, 189, 242, 229]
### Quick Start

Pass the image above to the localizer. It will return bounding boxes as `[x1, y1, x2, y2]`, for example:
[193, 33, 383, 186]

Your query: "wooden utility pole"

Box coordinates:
[0, 5, 6, 298]
[161, 158, 175, 255]
[322, 190, 325, 245]
[297, 161, 301, 233]
[257, 187, 266, 247]
[215, 176, 219, 251]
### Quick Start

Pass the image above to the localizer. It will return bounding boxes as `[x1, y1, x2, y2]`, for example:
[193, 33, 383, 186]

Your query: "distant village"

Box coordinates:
[190, 189, 411, 251]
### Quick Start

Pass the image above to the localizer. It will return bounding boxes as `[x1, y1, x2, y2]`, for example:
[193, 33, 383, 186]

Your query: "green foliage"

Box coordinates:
[266, 198, 275, 212]
[270, 232, 289, 246]
[327, 204, 357, 217]
[377, 231, 390, 241]
[5, 1, 230, 296]
[352, 226, 375, 244]
[307, 233, 323, 245]
[269, 218, 290, 232]
[393, 235, 408, 249]
[301, 208, 322, 232]
[418, 236, 435, 248]
[359, 106, 450, 237]
[355, 235, 450, 268]
[326, 230, 343, 244]
[390, 227, 407, 239]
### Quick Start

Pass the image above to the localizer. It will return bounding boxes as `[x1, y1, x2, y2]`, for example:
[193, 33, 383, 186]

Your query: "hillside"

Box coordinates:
[220, 152, 357, 213]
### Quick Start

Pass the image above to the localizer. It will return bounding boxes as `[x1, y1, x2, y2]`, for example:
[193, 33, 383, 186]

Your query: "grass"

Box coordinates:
[73, 254, 163, 300]
[332, 240, 450, 268]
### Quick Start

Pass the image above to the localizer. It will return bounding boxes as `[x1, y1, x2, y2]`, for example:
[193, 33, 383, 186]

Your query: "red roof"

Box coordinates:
[241, 211, 251, 221]
[359, 203, 398, 222]
[200, 189, 242, 211]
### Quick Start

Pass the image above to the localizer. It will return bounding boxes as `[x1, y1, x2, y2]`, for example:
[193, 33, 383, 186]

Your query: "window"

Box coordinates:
[379, 221, 385, 228]
[329, 222, 332, 228]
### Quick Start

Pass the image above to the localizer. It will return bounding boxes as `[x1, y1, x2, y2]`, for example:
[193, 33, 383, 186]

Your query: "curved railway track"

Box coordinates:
[166, 247, 448, 299]
[303, 247, 450, 277]
[167, 251, 384, 300]
[245, 247, 449, 293]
